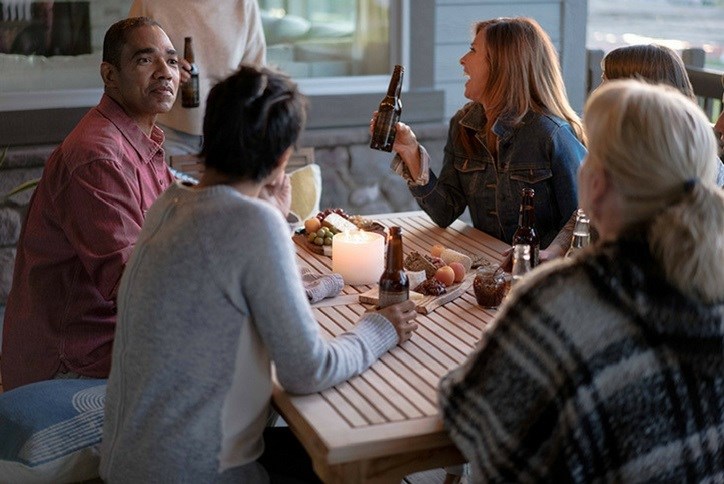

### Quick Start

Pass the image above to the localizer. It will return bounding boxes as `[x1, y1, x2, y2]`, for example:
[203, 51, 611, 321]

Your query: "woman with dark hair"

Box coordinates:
[382, 17, 587, 249]
[439, 80, 724, 482]
[100, 65, 418, 482]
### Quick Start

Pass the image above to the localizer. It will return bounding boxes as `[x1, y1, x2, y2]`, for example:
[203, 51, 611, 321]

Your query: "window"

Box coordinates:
[587, 0, 724, 70]
[0, 0, 405, 110]
[260, 0, 390, 78]
[0, 1, 91, 56]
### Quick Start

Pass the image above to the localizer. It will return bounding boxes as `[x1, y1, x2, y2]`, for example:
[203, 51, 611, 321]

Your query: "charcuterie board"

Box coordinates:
[293, 215, 387, 258]
[358, 272, 476, 315]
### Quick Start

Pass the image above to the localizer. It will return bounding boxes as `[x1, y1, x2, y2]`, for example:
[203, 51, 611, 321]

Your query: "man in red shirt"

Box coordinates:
[1, 17, 180, 390]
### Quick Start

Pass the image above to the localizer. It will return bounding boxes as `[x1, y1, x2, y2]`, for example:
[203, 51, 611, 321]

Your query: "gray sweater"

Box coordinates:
[100, 182, 398, 482]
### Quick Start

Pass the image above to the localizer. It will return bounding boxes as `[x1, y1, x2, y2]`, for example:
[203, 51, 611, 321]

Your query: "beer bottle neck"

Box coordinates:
[519, 204, 535, 228]
[518, 189, 535, 228]
[184, 38, 195, 63]
[386, 66, 403, 97]
[386, 240, 403, 271]
[385, 228, 404, 271]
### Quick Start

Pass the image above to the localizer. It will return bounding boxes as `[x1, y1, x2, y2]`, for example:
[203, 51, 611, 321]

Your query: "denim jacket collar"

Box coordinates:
[459, 102, 536, 145]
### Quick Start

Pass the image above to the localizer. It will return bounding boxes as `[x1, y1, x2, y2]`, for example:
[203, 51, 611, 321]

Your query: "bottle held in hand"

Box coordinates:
[370, 65, 404, 152]
[565, 209, 591, 258]
[378, 226, 409, 308]
[512, 188, 540, 267]
[181, 36, 200, 108]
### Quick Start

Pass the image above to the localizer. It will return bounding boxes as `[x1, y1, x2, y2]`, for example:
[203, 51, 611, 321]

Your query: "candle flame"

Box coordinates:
[337, 229, 372, 243]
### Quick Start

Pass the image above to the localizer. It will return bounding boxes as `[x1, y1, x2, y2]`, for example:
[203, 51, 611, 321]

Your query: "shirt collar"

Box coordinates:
[459, 102, 535, 143]
[96, 94, 165, 164]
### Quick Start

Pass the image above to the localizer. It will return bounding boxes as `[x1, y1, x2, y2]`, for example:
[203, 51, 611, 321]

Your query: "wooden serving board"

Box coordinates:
[292, 222, 387, 258]
[292, 233, 333, 256]
[358, 272, 476, 315]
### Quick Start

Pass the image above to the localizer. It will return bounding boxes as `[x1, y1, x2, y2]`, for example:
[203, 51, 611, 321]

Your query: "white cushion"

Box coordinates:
[288, 163, 322, 222]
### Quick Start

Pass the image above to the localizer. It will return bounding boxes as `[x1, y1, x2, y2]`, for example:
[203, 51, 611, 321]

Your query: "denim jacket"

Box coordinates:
[409, 102, 586, 247]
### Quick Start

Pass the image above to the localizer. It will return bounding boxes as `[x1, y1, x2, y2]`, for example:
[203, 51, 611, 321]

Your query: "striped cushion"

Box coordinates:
[0, 379, 106, 483]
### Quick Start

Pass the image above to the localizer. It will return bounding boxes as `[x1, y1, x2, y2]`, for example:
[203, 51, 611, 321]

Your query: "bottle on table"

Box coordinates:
[511, 244, 531, 285]
[370, 65, 404, 152]
[378, 226, 409, 308]
[181, 36, 200, 108]
[512, 188, 539, 267]
[565, 209, 591, 258]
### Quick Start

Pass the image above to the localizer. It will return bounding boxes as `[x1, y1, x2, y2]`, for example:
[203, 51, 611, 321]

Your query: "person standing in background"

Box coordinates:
[128, 0, 266, 157]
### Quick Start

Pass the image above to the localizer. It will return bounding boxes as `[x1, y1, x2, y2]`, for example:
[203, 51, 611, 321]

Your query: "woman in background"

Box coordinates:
[384, 17, 586, 249]
[545, 43, 723, 259]
[439, 79, 724, 482]
[601, 43, 695, 98]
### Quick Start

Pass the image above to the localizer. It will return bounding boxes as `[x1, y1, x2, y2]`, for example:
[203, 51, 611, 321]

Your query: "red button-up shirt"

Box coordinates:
[1, 94, 174, 390]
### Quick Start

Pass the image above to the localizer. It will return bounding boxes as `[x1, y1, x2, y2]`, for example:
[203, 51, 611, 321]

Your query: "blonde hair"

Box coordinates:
[602, 44, 696, 101]
[585, 80, 724, 303]
[474, 17, 586, 150]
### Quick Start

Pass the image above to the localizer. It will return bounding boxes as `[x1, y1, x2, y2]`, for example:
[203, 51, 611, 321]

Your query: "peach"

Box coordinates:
[430, 244, 446, 258]
[434, 266, 456, 287]
[449, 262, 466, 283]
[304, 217, 322, 233]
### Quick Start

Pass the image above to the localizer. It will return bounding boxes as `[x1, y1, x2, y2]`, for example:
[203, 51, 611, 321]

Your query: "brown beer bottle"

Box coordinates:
[512, 188, 540, 267]
[181, 36, 200, 108]
[370, 65, 404, 152]
[378, 226, 409, 308]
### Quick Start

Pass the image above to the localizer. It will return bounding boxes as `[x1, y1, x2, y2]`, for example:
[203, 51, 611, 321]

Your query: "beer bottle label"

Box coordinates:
[378, 289, 409, 309]
[182, 76, 200, 107]
[371, 110, 399, 151]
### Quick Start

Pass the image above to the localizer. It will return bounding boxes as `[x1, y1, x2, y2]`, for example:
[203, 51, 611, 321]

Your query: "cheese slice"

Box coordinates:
[322, 213, 359, 233]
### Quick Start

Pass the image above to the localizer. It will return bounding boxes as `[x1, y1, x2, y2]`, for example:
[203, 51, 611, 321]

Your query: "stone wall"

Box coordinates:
[0, 123, 450, 323]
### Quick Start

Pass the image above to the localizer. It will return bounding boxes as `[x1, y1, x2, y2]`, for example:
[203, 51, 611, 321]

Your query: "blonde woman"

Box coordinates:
[384, 17, 586, 248]
[439, 80, 724, 482]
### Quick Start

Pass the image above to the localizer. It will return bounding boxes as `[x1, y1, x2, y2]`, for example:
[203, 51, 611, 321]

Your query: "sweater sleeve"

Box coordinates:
[437, 294, 568, 482]
[217, 201, 398, 394]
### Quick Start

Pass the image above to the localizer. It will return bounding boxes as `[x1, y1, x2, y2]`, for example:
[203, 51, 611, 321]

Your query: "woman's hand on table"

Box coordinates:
[376, 299, 419, 344]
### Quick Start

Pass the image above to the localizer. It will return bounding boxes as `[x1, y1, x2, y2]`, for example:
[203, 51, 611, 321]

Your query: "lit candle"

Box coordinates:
[332, 230, 385, 285]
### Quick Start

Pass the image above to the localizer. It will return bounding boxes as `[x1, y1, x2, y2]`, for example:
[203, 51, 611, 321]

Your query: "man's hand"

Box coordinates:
[259, 172, 292, 217]
[179, 58, 192, 84]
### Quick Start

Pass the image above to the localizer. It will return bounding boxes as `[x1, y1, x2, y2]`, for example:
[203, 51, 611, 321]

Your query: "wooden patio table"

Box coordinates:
[272, 211, 509, 483]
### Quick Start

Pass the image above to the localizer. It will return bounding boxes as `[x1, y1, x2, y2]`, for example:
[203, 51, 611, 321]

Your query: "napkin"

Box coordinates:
[301, 268, 345, 303]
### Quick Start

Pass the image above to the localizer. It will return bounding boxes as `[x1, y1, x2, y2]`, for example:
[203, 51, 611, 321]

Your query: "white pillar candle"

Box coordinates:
[332, 230, 385, 285]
